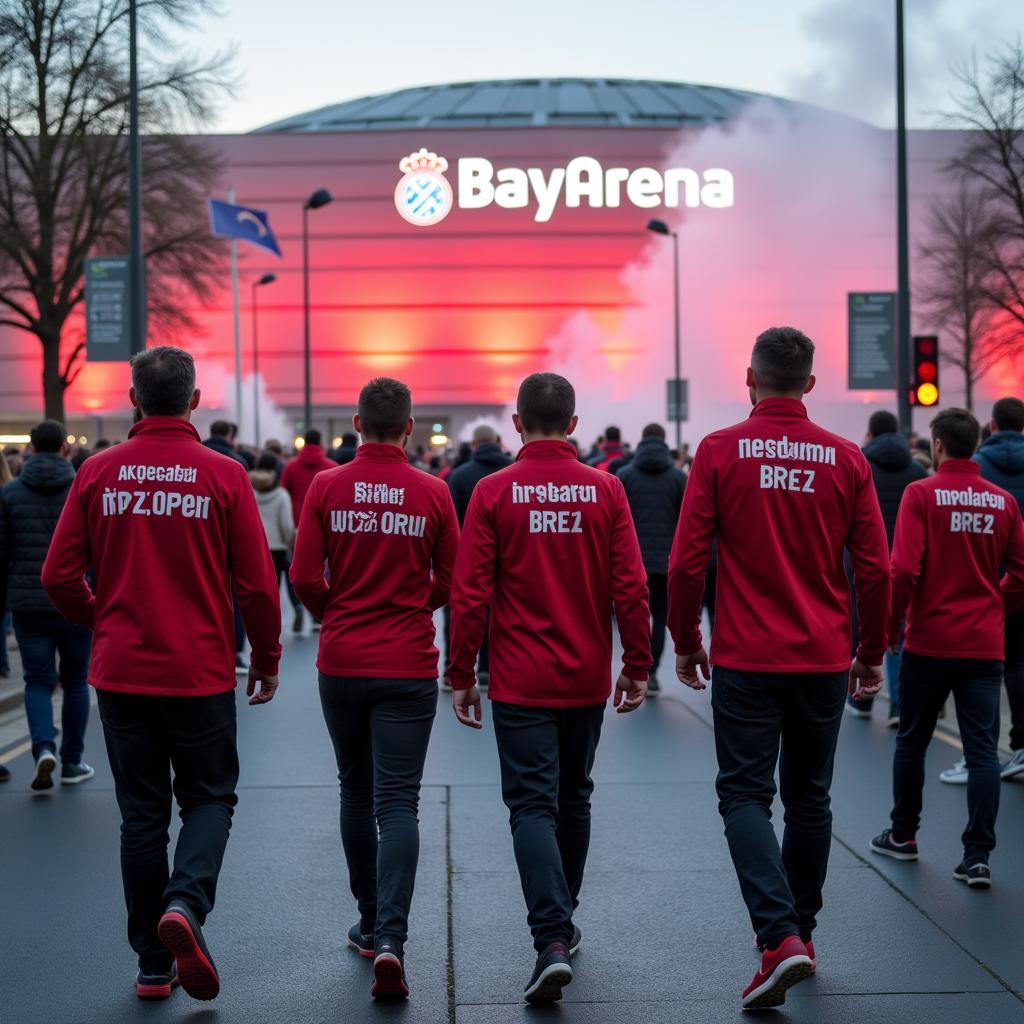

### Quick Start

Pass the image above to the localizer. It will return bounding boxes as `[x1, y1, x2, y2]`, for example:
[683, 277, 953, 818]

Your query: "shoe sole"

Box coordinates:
[870, 841, 919, 861]
[1001, 763, 1024, 781]
[939, 775, 969, 785]
[371, 953, 409, 999]
[742, 957, 814, 1010]
[347, 937, 375, 959]
[157, 911, 220, 1001]
[136, 978, 179, 1000]
[61, 768, 95, 785]
[524, 963, 573, 1004]
[953, 870, 992, 889]
[31, 755, 57, 791]
[569, 935, 582, 956]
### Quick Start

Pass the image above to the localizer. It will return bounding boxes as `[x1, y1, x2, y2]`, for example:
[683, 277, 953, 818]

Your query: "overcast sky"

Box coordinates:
[188, 0, 1019, 132]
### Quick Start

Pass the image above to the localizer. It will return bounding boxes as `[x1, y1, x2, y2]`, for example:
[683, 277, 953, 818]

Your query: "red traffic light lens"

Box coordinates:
[917, 338, 936, 356]
[917, 360, 937, 383]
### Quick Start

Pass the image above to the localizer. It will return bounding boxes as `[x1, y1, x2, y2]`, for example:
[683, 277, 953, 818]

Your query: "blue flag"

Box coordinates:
[208, 199, 282, 256]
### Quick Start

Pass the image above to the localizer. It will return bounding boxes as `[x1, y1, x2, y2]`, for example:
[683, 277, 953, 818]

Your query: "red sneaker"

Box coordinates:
[742, 935, 814, 1010]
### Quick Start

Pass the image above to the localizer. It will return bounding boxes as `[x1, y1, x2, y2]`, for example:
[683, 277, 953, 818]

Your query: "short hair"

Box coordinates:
[868, 410, 899, 437]
[93, 438, 111, 450]
[30, 420, 66, 453]
[209, 420, 232, 438]
[751, 326, 815, 392]
[472, 424, 498, 444]
[641, 423, 666, 440]
[605, 425, 621, 442]
[517, 373, 576, 435]
[256, 452, 279, 473]
[304, 428, 322, 446]
[992, 397, 1024, 433]
[342, 432, 357, 446]
[931, 408, 980, 458]
[358, 377, 412, 440]
[264, 438, 283, 454]
[131, 346, 196, 417]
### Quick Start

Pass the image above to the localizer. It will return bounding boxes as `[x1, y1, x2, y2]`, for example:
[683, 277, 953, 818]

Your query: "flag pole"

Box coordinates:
[228, 187, 243, 435]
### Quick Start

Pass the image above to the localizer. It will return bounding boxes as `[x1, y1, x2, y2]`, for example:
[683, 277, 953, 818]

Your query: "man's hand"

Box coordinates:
[452, 683, 483, 729]
[676, 647, 711, 690]
[848, 658, 884, 701]
[247, 667, 279, 705]
[613, 673, 647, 714]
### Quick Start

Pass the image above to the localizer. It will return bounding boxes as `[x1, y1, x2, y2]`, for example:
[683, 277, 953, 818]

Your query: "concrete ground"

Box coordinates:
[2, 624, 1024, 1024]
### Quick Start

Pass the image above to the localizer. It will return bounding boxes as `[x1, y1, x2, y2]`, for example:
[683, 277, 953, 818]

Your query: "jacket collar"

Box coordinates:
[749, 397, 809, 421]
[128, 417, 201, 442]
[354, 442, 409, 463]
[515, 439, 578, 462]
[938, 458, 981, 476]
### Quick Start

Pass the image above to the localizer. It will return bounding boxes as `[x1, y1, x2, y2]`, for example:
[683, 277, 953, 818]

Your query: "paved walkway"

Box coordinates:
[2, 627, 1024, 1024]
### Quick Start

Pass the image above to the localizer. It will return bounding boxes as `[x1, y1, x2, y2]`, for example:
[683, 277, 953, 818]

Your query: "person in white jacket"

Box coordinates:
[250, 453, 301, 633]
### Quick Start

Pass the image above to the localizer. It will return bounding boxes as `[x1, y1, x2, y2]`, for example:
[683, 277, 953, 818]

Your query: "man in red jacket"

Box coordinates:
[41, 347, 281, 1004]
[870, 408, 1024, 886]
[449, 372, 650, 1004]
[668, 327, 890, 1010]
[282, 428, 335, 521]
[290, 377, 459, 1001]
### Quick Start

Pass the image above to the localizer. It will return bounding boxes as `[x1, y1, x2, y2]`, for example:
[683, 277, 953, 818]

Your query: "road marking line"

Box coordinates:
[0, 739, 31, 765]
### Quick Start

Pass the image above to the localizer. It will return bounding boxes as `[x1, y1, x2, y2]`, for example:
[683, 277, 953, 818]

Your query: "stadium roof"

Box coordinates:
[253, 78, 796, 133]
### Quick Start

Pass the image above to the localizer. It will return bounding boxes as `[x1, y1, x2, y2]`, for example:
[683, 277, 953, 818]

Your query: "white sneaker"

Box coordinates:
[1000, 749, 1024, 781]
[939, 758, 969, 785]
[31, 751, 57, 791]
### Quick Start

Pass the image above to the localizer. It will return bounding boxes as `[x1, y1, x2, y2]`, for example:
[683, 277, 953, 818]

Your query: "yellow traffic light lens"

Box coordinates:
[916, 383, 939, 406]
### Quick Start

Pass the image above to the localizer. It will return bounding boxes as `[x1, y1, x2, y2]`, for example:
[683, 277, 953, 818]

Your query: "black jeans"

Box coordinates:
[648, 573, 668, 672]
[491, 700, 605, 952]
[1005, 608, 1024, 752]
[97, 690, 239, 972]
[318, 674, 437, 945]
[271, 549, 301, 611]
[892, 652, 1002, 862]
[711, 667, 847, 949]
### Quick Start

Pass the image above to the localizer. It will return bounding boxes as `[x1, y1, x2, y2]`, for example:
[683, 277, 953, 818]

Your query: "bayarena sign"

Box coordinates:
[394, 147, 735, 226]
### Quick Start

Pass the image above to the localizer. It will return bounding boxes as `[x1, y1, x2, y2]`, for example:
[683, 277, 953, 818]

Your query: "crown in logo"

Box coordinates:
[399, 148, 448, 174]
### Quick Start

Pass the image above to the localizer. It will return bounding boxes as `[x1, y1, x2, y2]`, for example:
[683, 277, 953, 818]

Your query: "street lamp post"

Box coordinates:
[251, 272, 277, 448]
[127, 0, 146, 354]
[647, 219, 682, 453]
[302, 188, 333, 433]
[895, 0, 912, 435]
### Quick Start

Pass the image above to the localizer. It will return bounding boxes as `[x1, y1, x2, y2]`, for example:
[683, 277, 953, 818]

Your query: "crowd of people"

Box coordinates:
[1, 330, 1022, 1013]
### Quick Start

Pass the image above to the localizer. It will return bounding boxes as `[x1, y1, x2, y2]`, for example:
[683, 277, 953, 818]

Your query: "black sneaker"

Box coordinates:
[31, 750, 57, 791]
[135, 964, 178, 1000]
[292, 608, 304, 634]
[845, 695, 872, 718]
[157, 901, 220, 1001]
[347, 922, 374, 958]
[870, 829, 919, 861]
[569, 925, 582, 956]
[235, 654, 248, 676]
[954, 861, 992, 889]
[61, 761, 95, 785]
[647, 674, 660, 697]
[524, 942, 573, 1004]
[476, 671, 490, 690]
[0, 764, 11, 783]
[372, 939, 409, 999]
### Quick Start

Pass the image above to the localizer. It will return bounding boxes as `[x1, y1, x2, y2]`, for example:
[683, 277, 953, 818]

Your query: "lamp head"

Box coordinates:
[306, 188, 333, 210]
[257, 273, 277, 286]
[646, 218, 671, 236]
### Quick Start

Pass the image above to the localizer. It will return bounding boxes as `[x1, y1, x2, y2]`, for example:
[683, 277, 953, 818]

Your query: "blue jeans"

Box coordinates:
[12, 610, 92, 763]
[885, 647, 902, 711]
[0, 611, 11, 674]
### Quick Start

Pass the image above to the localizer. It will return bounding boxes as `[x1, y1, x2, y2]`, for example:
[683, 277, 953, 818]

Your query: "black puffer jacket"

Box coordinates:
[448, 443, 513, 525]
[975, 431, 1024, 514]
[863, 432, 927, 548]
[0, 453, 76, 612]
[617, 437, 686, 575]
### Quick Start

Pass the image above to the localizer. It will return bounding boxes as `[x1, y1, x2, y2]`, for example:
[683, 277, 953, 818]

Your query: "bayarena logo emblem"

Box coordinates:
[394, 149, 453, 226]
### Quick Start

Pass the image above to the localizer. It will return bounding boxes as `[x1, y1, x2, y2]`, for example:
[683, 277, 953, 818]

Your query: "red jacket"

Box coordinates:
[668, 398, 890, 673]
[449, 439, 651, 706]
[290, 442, 460, 678]
[890, 459, 1024, 660]
[41, 417, 281, 696]
[282, 443, 335, 519]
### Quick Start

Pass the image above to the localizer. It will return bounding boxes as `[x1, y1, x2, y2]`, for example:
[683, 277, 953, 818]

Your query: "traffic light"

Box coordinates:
[911, 335, 939, 407]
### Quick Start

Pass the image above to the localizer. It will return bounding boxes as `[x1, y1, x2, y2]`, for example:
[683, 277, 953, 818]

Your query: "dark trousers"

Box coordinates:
[892, 652, 1002, 862]
[1005, 608, 1024, 752]
[711, 667, 847, 949]
[13, 610, 91, 762]
[271, 549, 301, 610]
[491, 700, 604, 952]
[648, 573, 668, 672]
[97, 690, 239, 971]
[318, 674, 437, 944]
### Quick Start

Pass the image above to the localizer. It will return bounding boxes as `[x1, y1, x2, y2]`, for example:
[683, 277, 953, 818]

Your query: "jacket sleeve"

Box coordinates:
[667, 440, 717, 655]
[429, 489, 461, 611]
[229, 471, 282, 675]
[40, 474, 96, 627]
[847, 455, 892, 664]
[1000, 503, 1024, 617]
[609, 481, 651, 681]
[279, 489, 296, 549]
[888, 484, 925, 651]
[448, 488, 496, 689]
[289, 475, 330, 620]
[0, 490, 9, 618]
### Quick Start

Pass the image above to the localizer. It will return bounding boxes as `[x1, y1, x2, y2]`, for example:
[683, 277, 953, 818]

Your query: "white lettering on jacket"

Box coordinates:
[934, 487, 1006, 510]
[117, 464, 198, 483]
[331, 509, 426, 537]
[738, 437, 836, 465]
[511, 482, 597, 504]
[353, 482, 405, 505]
[102, 488, 210, 519]
[949, 511, 995, 534]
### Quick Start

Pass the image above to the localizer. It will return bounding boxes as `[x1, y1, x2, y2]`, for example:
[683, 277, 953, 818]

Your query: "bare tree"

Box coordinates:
[916, 184, 998, 411]
[0, 0, 233, 421]
[942, 43, 1024, 383]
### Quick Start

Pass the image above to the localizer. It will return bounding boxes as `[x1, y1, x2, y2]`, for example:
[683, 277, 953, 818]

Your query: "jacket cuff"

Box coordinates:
[856, 644, 885, 668]
[447, 668, 476, 690]
[250, 653, 281, 676]
[673, 631, 703, 657]
[622, 664, 649, 684]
